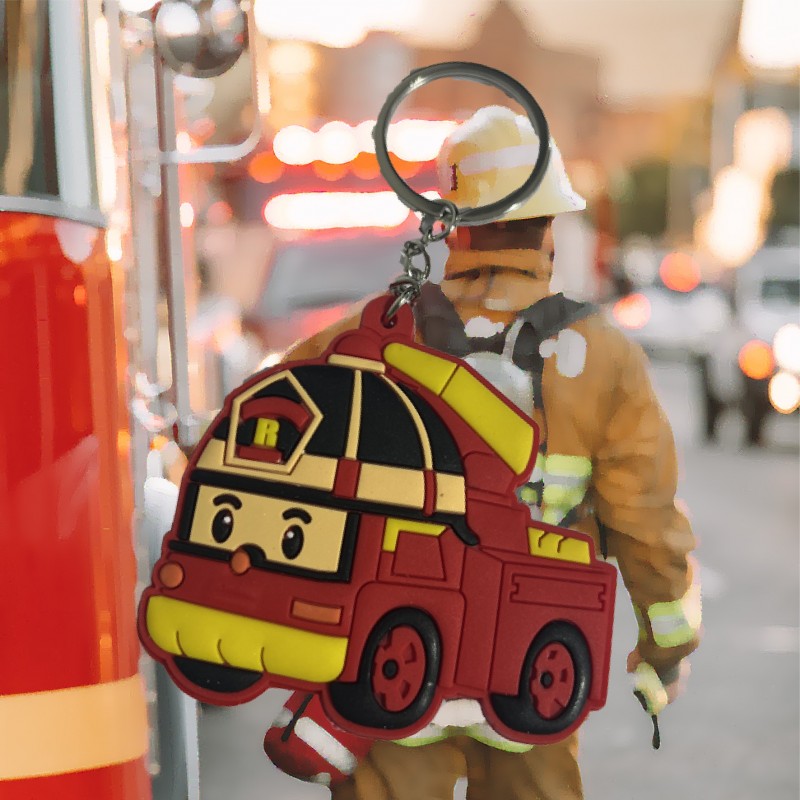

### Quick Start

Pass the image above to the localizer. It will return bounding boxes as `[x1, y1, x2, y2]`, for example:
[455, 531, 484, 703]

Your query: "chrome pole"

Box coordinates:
[155, 58, 200, 446]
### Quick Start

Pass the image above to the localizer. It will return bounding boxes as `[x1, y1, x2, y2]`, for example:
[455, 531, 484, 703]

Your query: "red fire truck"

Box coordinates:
[140, 296, 616, 745]
[0, 1, 256, 797]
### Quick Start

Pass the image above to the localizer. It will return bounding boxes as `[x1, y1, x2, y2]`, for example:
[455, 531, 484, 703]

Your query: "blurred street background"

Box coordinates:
[85, 0, 800, 797]
[1, 0, 797, 797]
[140, 0, 799, 797]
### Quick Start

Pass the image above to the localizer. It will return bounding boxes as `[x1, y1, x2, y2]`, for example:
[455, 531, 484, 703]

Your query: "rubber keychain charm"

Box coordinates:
[138, 63, 618, 759]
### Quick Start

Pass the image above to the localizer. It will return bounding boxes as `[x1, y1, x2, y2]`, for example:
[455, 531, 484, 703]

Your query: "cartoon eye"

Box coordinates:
[281, 525, 304, 560]
[212, 508, 235, 543]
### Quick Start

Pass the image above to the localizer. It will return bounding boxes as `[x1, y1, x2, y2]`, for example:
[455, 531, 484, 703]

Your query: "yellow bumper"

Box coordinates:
[146, 596, 349, 684]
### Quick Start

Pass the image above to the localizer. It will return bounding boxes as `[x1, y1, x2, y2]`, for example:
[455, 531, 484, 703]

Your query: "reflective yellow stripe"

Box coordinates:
[396, 724, 535, 753]
[519, 485, 539, 505]
[0, 675, 148, 780]
[529, 452, 546, 482]
[395, 726, 449, 747]
[647, 582, 702, 648]
[544, 454, 592, 478]
[542, 508, 564, 525]
[464, 722, 535, 753]
[539, 454, 592, 524]
[633, 605, 648, 644]
[541, 483, 587, 509]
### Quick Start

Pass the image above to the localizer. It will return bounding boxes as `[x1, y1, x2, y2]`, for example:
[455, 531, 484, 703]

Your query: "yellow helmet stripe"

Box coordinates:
[380, 375, 433, 470]
[344, 369, 362, 459]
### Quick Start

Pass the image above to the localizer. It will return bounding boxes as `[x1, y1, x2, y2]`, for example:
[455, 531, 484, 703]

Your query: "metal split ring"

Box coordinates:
[374, 61, 551, 227]
[384, 281, 418, 322]
[419, 199, 459, 243]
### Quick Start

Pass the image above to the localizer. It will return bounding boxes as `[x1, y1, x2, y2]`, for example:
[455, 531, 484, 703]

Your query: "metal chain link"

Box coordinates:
[385, 200, 458, 322]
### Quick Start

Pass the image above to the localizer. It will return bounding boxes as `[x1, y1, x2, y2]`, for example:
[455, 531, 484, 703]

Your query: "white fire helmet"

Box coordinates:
[437, 106, 586, 221]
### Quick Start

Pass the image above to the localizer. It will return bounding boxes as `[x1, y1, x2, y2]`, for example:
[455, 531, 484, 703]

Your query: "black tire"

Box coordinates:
[490, 622, 591, 736]
[696, 355, 723, 443]
[328, 609, 441, 730]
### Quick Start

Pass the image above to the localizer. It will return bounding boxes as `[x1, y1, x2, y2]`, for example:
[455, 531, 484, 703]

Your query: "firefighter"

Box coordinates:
[266, 105, 702, 799]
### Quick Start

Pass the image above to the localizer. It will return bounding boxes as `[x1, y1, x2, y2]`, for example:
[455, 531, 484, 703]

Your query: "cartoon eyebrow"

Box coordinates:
[282, 508, 311, 524]
[213, 493, 242, 509]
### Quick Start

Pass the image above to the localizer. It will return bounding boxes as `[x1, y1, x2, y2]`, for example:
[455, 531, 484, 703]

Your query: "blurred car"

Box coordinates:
[224, 117, 454, 365]
[606, 250, 731, 358]
[245, 232, 447, 360]
[694, 246, 800, 445]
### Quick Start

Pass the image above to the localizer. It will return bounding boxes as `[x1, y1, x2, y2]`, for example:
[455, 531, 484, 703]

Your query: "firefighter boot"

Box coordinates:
[263, 691, 373, 789]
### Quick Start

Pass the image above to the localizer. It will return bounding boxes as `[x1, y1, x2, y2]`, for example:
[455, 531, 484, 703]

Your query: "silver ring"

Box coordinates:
[422, 199, 459, 242]
[374, 62, 551, 227]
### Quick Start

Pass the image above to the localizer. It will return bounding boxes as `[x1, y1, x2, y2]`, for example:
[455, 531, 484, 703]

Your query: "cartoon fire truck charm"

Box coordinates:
[139, 295, 616, 745]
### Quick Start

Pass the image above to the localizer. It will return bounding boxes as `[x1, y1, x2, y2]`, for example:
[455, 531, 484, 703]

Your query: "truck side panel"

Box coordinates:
[453, 547, 504, 691]
[489, 560, 616, 699]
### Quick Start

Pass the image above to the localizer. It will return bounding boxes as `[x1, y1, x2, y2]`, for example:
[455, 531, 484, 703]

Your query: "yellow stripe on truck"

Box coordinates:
[147, 596, 348, 683]
[528, 528, 591, 564]
[384, 343, 457, 394]
[384, 343, 535, 476]
[383, 518, 446, 552]
[0, 674, 148, 780]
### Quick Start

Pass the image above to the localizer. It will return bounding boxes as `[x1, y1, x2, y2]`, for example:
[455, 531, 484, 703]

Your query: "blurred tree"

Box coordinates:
[612, 160, 670, 240]
[767, 167, 800, 237]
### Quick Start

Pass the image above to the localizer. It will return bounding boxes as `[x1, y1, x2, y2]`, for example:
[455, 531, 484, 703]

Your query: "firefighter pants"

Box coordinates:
[330, 732, 583, 800]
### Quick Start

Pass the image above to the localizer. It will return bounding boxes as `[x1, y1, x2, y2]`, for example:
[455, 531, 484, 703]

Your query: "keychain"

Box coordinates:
[138, 62, 617, 750]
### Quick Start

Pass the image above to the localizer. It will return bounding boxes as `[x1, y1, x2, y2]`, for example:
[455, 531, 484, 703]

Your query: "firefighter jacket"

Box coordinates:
[286, 286, 701, 684]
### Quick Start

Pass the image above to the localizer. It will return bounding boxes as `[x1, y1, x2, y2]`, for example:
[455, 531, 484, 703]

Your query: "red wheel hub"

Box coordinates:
[529, 642, 575, 720]
[371, 626, 427, 712]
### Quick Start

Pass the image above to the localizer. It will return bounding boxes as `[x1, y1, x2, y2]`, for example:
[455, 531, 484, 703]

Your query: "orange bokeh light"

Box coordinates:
[351, 152, 380, 180]
[248, 151, 285, 184]
[612, 293, 651, 330]
[393, 158, 422, 179]
[738, 340, 774, 380]
[659, 252, 701, 293]
[312, 161, 350, 181]
[206, 200, 233, 225]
